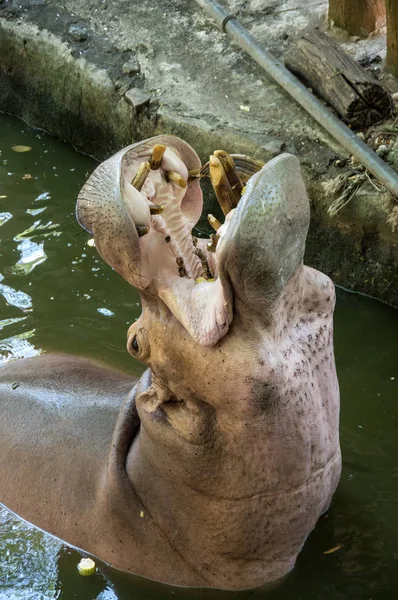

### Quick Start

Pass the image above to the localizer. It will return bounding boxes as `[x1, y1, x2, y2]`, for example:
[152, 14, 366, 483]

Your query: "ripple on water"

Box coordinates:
[0, 212, 13, 227]
[0, 331, 40, 364]
[0, 276, 33, 311]
[0, 507, 61, 600]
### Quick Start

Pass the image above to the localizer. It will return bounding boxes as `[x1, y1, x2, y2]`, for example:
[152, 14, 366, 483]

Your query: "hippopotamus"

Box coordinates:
[0, 135, 341, 591]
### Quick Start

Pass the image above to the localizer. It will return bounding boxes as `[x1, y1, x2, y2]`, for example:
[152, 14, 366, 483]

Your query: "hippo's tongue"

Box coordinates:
[77, 137, 310, 347]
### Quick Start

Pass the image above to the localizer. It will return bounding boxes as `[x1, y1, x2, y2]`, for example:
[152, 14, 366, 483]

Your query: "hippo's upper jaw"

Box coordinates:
[76, 137, 341, 590]
[77, 137, 309, 346]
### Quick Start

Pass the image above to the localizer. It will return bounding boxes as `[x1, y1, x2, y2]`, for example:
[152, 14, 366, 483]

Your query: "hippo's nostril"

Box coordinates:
[130, 336, 139, 353]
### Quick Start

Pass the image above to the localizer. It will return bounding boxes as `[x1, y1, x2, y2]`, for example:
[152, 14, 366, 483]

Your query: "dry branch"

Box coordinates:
[285, 30, 393, 129]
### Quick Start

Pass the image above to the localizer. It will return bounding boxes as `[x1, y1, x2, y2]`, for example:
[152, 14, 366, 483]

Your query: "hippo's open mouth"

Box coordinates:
[77, 136, 310, 346]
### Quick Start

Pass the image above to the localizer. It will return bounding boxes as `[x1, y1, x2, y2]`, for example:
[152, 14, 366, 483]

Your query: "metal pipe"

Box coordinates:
[195, 0, 398, 198]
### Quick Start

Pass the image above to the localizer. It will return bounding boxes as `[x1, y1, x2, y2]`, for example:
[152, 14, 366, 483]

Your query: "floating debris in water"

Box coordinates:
[11, 145, 32, 153]
[77, 557, 96, 576]
[87, 238, 96, 247]
[240, 105, 250, 112]
[323, 544, 342, 555]
[22, 174, 33, 180]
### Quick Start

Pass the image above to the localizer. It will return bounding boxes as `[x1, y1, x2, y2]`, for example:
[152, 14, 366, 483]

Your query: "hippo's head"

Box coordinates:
[77, 136, 340, 588]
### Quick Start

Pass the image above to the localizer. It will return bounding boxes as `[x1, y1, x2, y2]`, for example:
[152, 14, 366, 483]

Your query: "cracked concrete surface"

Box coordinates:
[1, 0, 398, 306]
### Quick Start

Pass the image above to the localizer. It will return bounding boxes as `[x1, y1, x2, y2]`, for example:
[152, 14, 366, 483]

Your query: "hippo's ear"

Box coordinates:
[216, 153, 310, 321]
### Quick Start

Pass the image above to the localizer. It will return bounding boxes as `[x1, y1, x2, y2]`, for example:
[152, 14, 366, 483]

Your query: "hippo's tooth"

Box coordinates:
[149, 204, 164, 215]
[209, 155, 234, 216]
[136, 225, 150, 237]
[214, 150, 243, 206]
[149, 144, 166, 170]
[207, 233, 220, 253]
[208, 214, 222, 231]
[165, 171, 187, 188]
[131, 161, 151, 191]
[176, 256, 188, 278]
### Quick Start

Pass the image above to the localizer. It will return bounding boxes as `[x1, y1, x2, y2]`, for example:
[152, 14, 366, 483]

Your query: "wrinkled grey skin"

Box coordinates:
[0, 136, 341, 591]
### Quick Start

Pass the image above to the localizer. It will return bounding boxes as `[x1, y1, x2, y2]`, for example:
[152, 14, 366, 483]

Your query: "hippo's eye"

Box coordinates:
[130, 336, 139, 354]
[127, 326, 150, 362]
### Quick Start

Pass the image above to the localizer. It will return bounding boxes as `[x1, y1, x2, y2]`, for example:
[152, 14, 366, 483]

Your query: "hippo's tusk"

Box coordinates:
[149, 144, 166, 170]
[209, 155, 234, 215]
[201, 154, 264, 184]
[132, 161, 151, 191]
[165, 171, 187, 188]
[207, 233, 220, 252]
[136, 225, 150, 237]
[149, 204, 165, 215]
[214, 150, 243, 206]
[208, 213, 222, 231]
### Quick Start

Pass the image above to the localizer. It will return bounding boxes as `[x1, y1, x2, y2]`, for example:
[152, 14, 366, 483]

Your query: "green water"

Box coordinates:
[0, 113, 397, 599]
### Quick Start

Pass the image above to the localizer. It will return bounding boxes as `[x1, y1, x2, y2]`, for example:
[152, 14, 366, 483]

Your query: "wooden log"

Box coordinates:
[285, 30, 393, 129]
[328, 0, 386, 37]
[386, 0, 398, 77]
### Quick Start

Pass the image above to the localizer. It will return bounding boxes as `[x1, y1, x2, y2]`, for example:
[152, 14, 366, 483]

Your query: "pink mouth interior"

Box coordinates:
[120, 145, 233, 347]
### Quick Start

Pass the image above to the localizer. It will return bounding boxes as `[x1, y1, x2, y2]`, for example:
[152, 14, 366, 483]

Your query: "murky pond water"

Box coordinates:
[0, 113, 397, 599]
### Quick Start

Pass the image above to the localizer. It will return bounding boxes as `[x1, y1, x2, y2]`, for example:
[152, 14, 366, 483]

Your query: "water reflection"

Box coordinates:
[0, 330, 40, 364]
[0, 212, 12, 227]
[0, 274, 33, 311]
[13, 220, 61, 241]
[13, 240, 47, 276]
[0, 316, 27, 331]
[0, 507, 61, 600]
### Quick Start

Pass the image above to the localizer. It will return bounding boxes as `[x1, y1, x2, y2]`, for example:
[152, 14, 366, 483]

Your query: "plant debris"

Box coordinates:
[323, 544, 342, 555]
[12, 145, 32, 152]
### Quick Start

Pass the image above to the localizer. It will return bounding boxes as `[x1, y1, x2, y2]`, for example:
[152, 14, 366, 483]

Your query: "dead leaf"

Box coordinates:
[323, 544, 342, 555]
[12, 145, 32, 153]
[22, 174, 33, 180]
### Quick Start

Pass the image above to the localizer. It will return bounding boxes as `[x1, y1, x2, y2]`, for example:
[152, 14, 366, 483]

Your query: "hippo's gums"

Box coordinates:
[0, 136, 341, 591]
